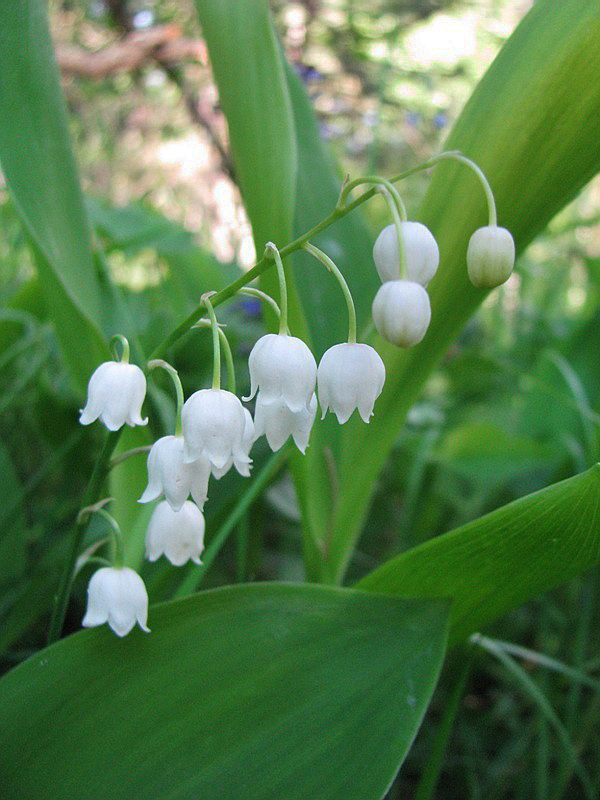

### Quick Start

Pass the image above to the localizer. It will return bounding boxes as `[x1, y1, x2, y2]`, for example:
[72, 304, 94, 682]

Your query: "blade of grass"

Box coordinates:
[413, 649, 473, 800]
[473, 634, 595, 799]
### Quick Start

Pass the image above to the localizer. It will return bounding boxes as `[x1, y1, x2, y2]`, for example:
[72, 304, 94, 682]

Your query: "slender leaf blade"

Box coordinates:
[0, 0, 108, 389]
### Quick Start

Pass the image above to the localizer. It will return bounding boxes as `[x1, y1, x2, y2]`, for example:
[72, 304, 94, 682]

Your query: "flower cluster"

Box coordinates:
[76, 155, 514, 637]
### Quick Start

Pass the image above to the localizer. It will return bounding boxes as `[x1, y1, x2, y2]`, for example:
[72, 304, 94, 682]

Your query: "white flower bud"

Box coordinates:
[466, 225, 515, 288]
[79, 361, 147, 431]
[243, 333, 317, 413]
[373, 222, 439, 286]
[317, 343, 385, 424]
[82, 566, 150, 637]
[211, 408, 254, 479]
[145, 500, 205, 567]
[254, 393, 317, 454]
[182, 388, 251, 474]
[139, 435, 211, 511]
[372, 280, 431, 348]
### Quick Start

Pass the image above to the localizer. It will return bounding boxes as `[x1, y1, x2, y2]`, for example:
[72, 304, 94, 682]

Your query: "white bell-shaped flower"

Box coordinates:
[254, 392, 317, 454]
[145, 500, 205, 567]
[372, 280, 431, 347]
[317, 343, 385, 424]
[211, 408, 255, 479]
[82, 566, 150, 637]
[373, 222, 439, 286]
[182, 388, 251, 474]
[139, 435, 211, 511]
[467, 225, 515, 288]
[79, 361, 147, 431]
[244, 333, 317, 413]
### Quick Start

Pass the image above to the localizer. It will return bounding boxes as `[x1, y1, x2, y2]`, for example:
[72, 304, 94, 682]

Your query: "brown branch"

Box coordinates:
[56, 26, 205, 78]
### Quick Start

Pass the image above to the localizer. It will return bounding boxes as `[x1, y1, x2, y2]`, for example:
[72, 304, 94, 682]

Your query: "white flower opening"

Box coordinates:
[373, 222, 439, 286]
[139, 435, 211, 511]
[244, 333, 317, 413]
[254, 393, 317, 454]
[79, 361, 147, 431]
[372, 280, 432, 348]
[82, 566, 150, 637]
[145, 500, 205, 567]
[211, 407, 254, 479]
[182, 388, 251, 473]
[318, 342, 386, 424]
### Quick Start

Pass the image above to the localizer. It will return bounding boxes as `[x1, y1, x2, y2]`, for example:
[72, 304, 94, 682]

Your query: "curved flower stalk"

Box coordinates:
[254, 393, 317, 454]
[373, 222, 439, 286]
[317, 343, 385, 423]
[80, 335, 147, 431]
[139, 435, 211, 511]
[372, 280, 432, 347]
[302, 241, 386, 425]
[82, 566, 150, 637]
[145, 500, 205, 566]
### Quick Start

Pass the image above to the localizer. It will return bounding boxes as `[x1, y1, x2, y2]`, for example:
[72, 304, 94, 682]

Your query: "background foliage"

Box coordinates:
[0, 1, 599, 798]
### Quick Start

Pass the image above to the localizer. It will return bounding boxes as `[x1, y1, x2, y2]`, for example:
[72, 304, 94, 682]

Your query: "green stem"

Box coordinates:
[110, 334, 130, 363]
[338, 175, 407, 219]
[47, 429, 122, 644]
[380, 187, 408, 279]
[218, 327, 236, 395]
[302, 242, 357, 343]
[94, 507, 125, 567]
[174, 449, 287, 598]
[109, 445, 152, 469]
[239, 287, 282, 320]
[193, 321, 236, 394]
[147, 359, 185, 436]
[434, 152, 497, 226]
[264, 243, 288, 335]
[149, 151, 463, 360]
[203, 294, 221, 390]
[413, 650, 473, 800]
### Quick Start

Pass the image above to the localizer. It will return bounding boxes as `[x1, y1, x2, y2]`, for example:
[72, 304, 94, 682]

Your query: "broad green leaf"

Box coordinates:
[358, 465, 600, 645]
[328, 0, 600, 579]
[0, 584, 449, 800]
[0, 0, 108, 391]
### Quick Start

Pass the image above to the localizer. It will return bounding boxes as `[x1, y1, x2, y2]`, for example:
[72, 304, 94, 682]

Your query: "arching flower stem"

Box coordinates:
[264, 243, 289, 335]
[202, 293, 221, 390]
[110, 334, 130, 364]
[48, 429, 122, 644]
[77, 500, 125, 568]
[148, 150, 482, 359]
[434, 152, 497, 226]
[239, 287, 282, 321]
[193, 320, 236, 395]
[302, 242, 357, 344]
[147, 359, 185, 436]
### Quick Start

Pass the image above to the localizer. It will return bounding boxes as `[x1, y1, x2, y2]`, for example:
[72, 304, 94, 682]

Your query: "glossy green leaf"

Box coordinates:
[358, 465, 600, 645]
[0, 0, 108, 390]
[0, 584, 449, 800]
[328, 0, 600, 579]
